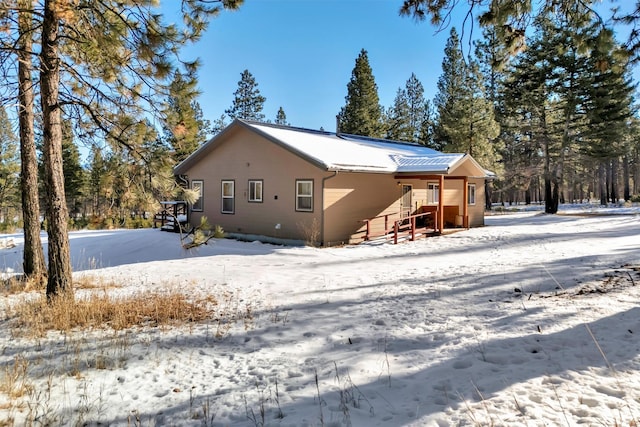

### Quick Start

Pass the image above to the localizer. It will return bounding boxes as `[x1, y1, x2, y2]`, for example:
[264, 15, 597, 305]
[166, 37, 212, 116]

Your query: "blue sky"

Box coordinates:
[175, 0, 637, 134]
[177, 0, 469, 132]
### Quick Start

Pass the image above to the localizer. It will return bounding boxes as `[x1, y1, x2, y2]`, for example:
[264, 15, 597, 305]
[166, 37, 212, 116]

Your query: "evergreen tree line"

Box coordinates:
[0, 65, 284, 234]
[336, 23, 639, 213]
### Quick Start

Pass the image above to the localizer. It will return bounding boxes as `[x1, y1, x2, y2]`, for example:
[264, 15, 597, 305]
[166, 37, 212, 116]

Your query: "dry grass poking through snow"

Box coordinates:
[0, 276, 255, 425]
[6, 291, 218, 338]
[1, 276, 252, 338]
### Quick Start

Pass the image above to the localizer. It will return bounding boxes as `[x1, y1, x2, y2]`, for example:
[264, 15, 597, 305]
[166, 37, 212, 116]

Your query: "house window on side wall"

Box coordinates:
[221, 180, 235, 214]
[248, 180, 263, 203]
[427, 182, 440, 204]
[296, 179, 313, 212]
[468, 183, 476, 206]
[191, 180, 203, 212]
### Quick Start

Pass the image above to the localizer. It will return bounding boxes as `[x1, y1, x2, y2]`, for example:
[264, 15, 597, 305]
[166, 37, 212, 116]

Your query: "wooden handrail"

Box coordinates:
[361, 210, 437, 243]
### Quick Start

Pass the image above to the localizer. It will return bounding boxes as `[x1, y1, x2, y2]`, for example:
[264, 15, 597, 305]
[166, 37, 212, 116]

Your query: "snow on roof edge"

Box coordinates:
[176, 119, 494, 178]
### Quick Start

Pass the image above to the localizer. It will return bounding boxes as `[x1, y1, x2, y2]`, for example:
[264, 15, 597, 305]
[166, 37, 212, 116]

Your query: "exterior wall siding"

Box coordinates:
[184, 127, 326, 243]
[323, 173, 404, 245]
[468, 177, 486, 227]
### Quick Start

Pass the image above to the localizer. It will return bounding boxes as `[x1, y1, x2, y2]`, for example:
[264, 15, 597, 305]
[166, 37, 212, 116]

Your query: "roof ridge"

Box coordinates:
[239, 119, 426, 149]
[238, 118, 336, 137]
[336, 133, 425, 149]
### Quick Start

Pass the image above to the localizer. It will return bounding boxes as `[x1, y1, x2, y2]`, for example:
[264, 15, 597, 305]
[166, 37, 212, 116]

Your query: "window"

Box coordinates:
[401, 185, 412, 218]
[296, 180, 313, 212]
[191, 180, 203, 212]
[468, 183, 476, 205]
[427, 182, 440, 204]
[248, 180, 263, 203]
[221, 180, 235, 214]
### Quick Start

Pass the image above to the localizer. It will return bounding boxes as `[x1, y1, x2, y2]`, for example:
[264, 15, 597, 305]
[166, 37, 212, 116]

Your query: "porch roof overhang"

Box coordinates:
[394, 174, 461, 180]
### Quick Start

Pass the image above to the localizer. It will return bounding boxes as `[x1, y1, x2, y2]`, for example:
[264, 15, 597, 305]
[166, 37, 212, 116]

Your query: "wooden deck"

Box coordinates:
[154, 201, 189, 232]
[360, 209, 437, 244]
[360, 206, 468, 244]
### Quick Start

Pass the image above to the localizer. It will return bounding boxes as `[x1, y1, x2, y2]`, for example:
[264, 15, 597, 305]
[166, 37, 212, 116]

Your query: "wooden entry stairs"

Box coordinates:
[154, 201, 189, 232]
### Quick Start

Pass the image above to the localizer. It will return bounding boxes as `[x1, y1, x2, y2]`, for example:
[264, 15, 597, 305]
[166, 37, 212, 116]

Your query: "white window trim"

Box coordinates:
[248, 180, 263, 203]
[427, 182, 440, 205]
[221, 180, 235, 214]
[468, 183, 476, 206]
[296, 179, 313, 212]
[191, 180, 203, 212]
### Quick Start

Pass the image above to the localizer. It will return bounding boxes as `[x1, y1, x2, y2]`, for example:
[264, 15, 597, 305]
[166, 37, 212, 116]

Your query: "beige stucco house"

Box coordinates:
[173, 119, 492, 246]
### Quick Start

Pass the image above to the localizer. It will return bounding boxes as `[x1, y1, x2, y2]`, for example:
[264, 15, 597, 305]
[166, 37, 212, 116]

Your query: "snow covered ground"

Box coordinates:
[0, 204, 639, 426]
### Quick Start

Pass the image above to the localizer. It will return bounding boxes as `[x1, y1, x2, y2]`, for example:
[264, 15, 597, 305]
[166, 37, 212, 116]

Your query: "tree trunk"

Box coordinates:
[605, 160, 612, 204]
[598, 162, 607, 205]
[17, 2, 47, 283]
[623, 154, 630, 201]
[543, 138, 557, 213]
[544, 177, 559, 213]
[484, 180, 492, 210]
[633, 148, 640, 196]
[41, 0, 73, 298]
[610, 158, 618, 203]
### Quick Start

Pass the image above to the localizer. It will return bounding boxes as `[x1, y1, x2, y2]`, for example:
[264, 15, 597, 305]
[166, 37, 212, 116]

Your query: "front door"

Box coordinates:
[401, 185, 412, 218]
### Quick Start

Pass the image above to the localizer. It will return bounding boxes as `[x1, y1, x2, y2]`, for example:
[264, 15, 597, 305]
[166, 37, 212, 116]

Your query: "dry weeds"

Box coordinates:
[4, 289, 222, 338]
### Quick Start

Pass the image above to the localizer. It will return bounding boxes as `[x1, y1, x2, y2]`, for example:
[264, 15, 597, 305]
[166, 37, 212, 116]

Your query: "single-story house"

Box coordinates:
[173, 119, 493, 246]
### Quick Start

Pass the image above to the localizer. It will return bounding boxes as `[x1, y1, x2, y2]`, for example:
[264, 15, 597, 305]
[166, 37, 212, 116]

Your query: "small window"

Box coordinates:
[191, 180, 203, 212]
[468, 183, 476, 205]
[296, 179, 313, 212]
[221, 180, 234, 214]
[427, 182, 440, 204]
[248, 180, 263, 203]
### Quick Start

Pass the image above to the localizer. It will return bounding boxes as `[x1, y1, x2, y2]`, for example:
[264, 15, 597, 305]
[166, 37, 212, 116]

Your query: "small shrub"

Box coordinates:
[87, 215, 103, 230]
[135, 217, 152, 228]
[75, 217, 89, 230]
[213, 224, 225, 238]
[298, 217, 321, 247]
[124, 217, 140, 229]
[104, 217, 116, 229]
[0, 221, 18, 233]
[68, 217, 90, 231]
[136, 217, 152, 228]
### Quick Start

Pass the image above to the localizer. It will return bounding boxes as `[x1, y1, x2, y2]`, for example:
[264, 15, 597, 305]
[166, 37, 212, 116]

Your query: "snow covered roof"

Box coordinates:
[175, 119, 490, 177]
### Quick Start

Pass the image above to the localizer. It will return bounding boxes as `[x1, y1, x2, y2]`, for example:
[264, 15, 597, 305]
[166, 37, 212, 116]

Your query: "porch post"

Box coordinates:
[438, 175, 444, 233]
[463, 176, 469, 228]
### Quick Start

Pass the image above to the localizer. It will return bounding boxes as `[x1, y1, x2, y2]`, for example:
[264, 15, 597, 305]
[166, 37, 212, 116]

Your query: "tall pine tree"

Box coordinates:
[581, 42, 636, 204]
[275, 107, 288, 125]
[434, 28, 500, 164]
[161, 71, 211, 163]
[15, 1, 47, 283]
[225, 69, 266, 121]
[474, 26, 510, 208]
[386, 73, 432, 145]
[0, 106, 20, 227]
[337, 49, 384, 137]
[61, 121, 86, 218]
